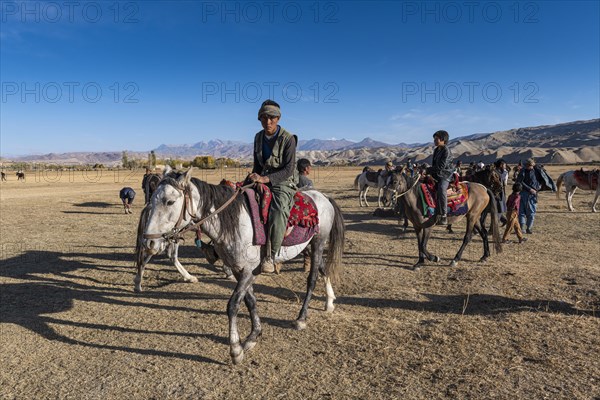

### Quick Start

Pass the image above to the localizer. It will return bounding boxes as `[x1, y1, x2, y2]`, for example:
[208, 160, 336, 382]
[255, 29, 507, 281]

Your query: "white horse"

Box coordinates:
[556, 169, 600, 212]
[354, 167, 390, 207]
[138, 167, 345, 364]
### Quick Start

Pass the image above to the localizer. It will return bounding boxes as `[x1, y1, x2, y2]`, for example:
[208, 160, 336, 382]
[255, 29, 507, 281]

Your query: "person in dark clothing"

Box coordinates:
[248, 100, 299, 273]
[516, 158, 541, 234]
[297, 158, 313, 189]
[119, 187, 136, 214]
[427, 130, 454, 225]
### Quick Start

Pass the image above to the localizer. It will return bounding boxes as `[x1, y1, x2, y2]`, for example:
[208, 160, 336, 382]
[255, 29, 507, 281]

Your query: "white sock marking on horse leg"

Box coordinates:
[324, 277, 336, 313]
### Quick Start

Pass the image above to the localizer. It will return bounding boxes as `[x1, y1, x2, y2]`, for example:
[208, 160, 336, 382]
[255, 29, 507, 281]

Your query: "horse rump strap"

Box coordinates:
[245, 188, 319, 246]
[419, 181, 469, 217]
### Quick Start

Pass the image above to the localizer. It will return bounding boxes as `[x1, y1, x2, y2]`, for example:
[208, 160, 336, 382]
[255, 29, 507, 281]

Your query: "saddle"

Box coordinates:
[244, 184, 319, 246]
[574, 168, 599, 190]
[365, 170, 381, 183]
[419, 179, 469, 218]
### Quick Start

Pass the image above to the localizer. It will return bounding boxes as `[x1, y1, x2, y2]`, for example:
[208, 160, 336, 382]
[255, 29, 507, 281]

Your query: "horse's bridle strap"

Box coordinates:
[143, 182, 254, 241]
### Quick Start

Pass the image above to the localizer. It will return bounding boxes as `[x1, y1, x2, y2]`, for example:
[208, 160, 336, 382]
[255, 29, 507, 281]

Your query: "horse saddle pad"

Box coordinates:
[244, 187, 319, 246]
[574, 169, 599, 190]
[419, 181, 470, 217]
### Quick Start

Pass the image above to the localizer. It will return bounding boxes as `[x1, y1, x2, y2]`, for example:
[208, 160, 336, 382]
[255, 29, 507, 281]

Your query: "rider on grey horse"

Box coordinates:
[247, 100, 299, 274]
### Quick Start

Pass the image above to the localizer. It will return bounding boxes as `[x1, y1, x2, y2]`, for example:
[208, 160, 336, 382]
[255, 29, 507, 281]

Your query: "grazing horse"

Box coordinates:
[388, 171, 502, 270]
[1, 172, 6, 181]
[139, 167, 345, 364]
[142, 173, 162, 204]
[354, 166, 390, 207]
[16, 172, 25, 181]
[556, 169, 600, 212]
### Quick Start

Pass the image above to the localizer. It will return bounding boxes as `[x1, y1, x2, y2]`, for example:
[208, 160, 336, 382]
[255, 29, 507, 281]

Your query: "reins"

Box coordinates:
[143, 182, 254, 242]
[392, 174, 421, 201]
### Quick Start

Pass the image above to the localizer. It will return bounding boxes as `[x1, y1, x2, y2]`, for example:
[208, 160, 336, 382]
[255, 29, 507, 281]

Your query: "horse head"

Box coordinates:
[143, 167, 198, 255]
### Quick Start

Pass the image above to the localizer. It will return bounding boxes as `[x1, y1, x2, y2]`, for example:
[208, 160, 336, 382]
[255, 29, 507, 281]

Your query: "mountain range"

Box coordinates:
[3, 119, 599, 167]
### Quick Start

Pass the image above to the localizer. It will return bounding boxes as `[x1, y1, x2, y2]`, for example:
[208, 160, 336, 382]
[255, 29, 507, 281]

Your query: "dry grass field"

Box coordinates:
[1, 165, 599, 399]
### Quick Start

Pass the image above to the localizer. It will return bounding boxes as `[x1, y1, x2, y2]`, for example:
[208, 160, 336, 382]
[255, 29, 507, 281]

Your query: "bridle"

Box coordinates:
[142, 181, 253, 243]
[391, 173, 420, 202]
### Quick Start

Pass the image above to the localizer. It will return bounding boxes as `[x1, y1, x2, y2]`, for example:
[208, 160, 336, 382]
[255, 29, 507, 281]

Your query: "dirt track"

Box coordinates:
[1, 165, 599, 399]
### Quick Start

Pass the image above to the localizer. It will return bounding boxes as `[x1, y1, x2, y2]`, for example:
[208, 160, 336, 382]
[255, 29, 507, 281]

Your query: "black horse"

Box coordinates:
[142, 173, 161, 204]
[16, 172, 25, 181]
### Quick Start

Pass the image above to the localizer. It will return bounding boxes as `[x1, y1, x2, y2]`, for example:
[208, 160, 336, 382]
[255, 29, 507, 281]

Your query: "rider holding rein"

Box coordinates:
[248, 100, 299, 273]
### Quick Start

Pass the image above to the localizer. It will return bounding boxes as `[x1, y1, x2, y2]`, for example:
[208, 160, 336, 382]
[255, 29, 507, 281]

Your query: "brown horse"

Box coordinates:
[388, 170, 502, 270]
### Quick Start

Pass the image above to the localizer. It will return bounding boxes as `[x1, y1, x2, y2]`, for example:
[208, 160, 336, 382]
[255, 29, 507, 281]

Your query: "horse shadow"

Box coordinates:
[0, 250, 228, 364]
[336, 292, 596, 318]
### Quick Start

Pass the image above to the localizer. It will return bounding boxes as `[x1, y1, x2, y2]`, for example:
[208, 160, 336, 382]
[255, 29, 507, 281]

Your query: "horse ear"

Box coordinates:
[163, 165, 172, 176]
[182, 167, 194, 185]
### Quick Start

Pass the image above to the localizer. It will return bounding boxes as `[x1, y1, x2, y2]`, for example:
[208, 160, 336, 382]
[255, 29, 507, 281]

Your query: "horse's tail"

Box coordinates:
[556, 173, 564, 198]
[354, 174, 360, 189]
[135, 204, 151, 268]
[325, 197, 345, 284]
[486, 188, 502, 254]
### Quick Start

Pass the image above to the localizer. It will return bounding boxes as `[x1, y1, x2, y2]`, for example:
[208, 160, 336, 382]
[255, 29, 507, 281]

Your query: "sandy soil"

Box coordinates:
[1, 165, 599, 399]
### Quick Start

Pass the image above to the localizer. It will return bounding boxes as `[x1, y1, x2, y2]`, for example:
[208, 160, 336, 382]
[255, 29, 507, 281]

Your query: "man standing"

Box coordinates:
[428, 130, 454, 225]
[516, 158, 541, 234]
[248, 100, 299, 273]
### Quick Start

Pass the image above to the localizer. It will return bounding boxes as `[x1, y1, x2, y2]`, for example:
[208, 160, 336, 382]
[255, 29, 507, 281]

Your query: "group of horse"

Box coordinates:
[0, 171, 25, 181]
[131, 164, 597, 364]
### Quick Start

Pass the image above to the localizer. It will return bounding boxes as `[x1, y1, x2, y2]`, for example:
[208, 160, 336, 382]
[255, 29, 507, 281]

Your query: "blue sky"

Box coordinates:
[1, 1, 599, 156]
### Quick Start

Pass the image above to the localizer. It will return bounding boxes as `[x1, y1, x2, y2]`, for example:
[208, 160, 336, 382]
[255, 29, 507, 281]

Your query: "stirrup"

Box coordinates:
[260, 256, 275, 273]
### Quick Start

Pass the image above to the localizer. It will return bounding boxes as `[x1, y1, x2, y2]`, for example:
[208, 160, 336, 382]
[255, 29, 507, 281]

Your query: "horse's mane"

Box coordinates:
[157, 171, 247, 241]
[190, 178, 247, 241]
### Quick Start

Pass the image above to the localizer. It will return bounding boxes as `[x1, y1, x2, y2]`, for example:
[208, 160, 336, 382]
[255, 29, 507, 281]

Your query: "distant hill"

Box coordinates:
[4, 119, 599, 166]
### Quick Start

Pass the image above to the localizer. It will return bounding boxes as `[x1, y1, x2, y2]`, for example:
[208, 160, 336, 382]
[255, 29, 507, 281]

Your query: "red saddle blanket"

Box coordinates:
[419, 181, 469, 217]
[244, 185, 319, 246]
[574, 169, 599, 190]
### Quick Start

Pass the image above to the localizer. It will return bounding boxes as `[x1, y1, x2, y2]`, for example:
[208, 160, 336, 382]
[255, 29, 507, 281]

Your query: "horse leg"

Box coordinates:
[134, 254, 153, 293]
[413, 227, 426, 270]
[228, 269, 255, 364]
[567, 187, 576, 211]
[474, 220, 490, 262]
[451, 216, 476, 267]
[364, 186, 370, 207]
[241, 285, 262, 351]
[421, 227, 440, 262]
[323, 276, 336, 313]
[295, 241, 323, 330]
[171, 242, 198, 283]
[377, 187, 383, 207]
[592, 188, 599, 212]
[446, 224, 454, 233]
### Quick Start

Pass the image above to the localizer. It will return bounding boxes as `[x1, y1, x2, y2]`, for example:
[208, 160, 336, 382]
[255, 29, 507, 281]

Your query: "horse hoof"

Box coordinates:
[479, 257, 488, 263]
[243, 340, 258, 352]
[433, 256, 440, 263]
[325, 302, 335, 313]
[412, 264, 422, 272]
[134, 285, 142, 293]
[231, 346, 244, 365]
[226, 274, 237, 282]
[185, 276, 198, 283]
[450, 260, 458, 267]
[294, 320, 307, 330]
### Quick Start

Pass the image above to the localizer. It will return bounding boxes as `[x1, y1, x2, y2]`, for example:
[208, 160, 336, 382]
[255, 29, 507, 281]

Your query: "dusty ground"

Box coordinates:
[1, 165, 599, 400]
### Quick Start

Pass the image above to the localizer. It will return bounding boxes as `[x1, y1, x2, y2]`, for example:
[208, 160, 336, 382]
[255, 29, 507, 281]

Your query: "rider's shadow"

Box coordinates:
[0, 250, 227, 364]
